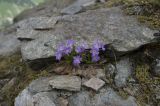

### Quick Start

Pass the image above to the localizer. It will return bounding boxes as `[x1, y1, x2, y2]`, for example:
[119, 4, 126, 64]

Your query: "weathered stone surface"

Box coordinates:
[83, 77, 105, 91]
[15, 88, 57, 106]
[13, 0, 75, 22]
[32, 92, 56, 106]
[114, 58, 133, 88]
[105, 63, 116, 77]
[73, 68, 105, 79]
[0, 28, 20, 56]
[28, 77, 53, 93]
[15, 78, 137, 106]
[61, 0, 96, 15]
[17, 17, 59, 40]
[15, 89, 33, 106]
[18, 7, 157, 61]
[49, 75, 81, 91]
[57, 97, 69, 106]
[21, 34, 64, 60]
[69, 88, 137, 106]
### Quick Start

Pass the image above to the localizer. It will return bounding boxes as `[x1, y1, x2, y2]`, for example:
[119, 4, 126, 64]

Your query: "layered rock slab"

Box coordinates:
[17, 7, 157, 61]
[15, 86, 137, 106]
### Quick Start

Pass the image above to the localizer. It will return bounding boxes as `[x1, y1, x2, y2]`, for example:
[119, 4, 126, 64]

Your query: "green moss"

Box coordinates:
[138, 16, 160, 29]
[135, 64, 151, 83]
[0, 53, 51, 106]
[134, 64, 160, 105]
[117, 90, 129, 99]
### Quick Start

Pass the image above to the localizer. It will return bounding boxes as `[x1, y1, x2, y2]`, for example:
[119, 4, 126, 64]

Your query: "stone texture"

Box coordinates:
[21, 34, 64, 60]
[0, 27, 20, 56]
[69, 88, 137, 106]
[114, 58, 133, 88]
[83, 77, 105, 91]
[57, 97, 69, 106]
[15, 89, 33, 106]
[15, 89, 57, 106]
[49, 75, 81, 91]
[28, 77, 53, 93]
[18, 7, 157, 61]
[13, 0, 75, 22]
[15, 79, 137, 106]
[32, 92, 56, 106]
[61, 0, 97, 15]
[16, 17, 59, 40]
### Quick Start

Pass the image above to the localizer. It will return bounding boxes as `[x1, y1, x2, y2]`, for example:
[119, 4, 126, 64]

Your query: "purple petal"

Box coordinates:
[55, 52, 62, 60]
[66, 39, 75, 47]
[92, 55, 100, 62]
[73, 56, 82, 66]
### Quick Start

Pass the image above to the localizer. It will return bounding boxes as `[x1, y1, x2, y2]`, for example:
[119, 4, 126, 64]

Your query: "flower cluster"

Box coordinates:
[55, 39, 105, 66]
[55, 39, 75, 60]
[91, 39, 105, 62]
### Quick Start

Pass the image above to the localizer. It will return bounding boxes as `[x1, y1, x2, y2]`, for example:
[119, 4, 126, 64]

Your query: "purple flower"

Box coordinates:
[92, 55, 100, 62]
[55, 51, 62, 61]
[66, 39, 75, 48]
[76, 42, 88, 53]
[92, 39, 105, 51]
[55, 40, 75, 60]
[90, 49, 99, 56]
[73, 56, 82, 66]
[64, 46, 72, 55]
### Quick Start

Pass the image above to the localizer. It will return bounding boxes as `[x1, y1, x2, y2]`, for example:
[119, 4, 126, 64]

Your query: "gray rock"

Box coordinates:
[32, 92, 56, 106]
[0, 28, 20, 56]
[114, 58, 133, 88]
[61, 0, 96, 15]
[83, 77, 105, 91]
[15, 76, 137, 106]
[28, 77, 53, 93]
[49, 75, 81, 91]
[69, 88, 137, 106]
[17, 17, 59, 40]
[15, 89, 33, 106]
[153, 59, 160, 76]
[15, 88, 57, 106]
[13, 0, 75, 22]
[18, 7, 157, 61]
[105, 63, 116, 77]
[95, 68, 106, 79]
[21, 34, 64, 60]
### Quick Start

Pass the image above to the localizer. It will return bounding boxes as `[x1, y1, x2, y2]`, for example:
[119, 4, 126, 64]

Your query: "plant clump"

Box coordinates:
[55, 39, 106, 66]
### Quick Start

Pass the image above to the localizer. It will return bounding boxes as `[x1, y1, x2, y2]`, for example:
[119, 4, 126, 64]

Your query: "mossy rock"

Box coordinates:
[0, 53, 51, 105]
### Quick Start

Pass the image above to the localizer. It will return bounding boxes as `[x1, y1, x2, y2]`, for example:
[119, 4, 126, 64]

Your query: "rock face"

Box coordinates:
[114, 58, 133, 88]
[0, 26, 20, 56]
[15, 77, 137, 106]
[49, 75, 81, 91]
[28, 77, 53, 93]
[69, 88, 137, 106]
[61, 0, 97, 15]
[13, 0, 76, 22]
[83, 77, 105, 91]
[17, 7, 157, 61]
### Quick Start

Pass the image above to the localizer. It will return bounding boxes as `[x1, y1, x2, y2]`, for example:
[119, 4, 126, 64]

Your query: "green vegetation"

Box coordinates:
[0, 52, 51, 105]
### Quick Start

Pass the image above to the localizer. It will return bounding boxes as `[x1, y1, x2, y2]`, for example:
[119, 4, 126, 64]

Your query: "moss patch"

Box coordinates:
[0, 53, 51, 106]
